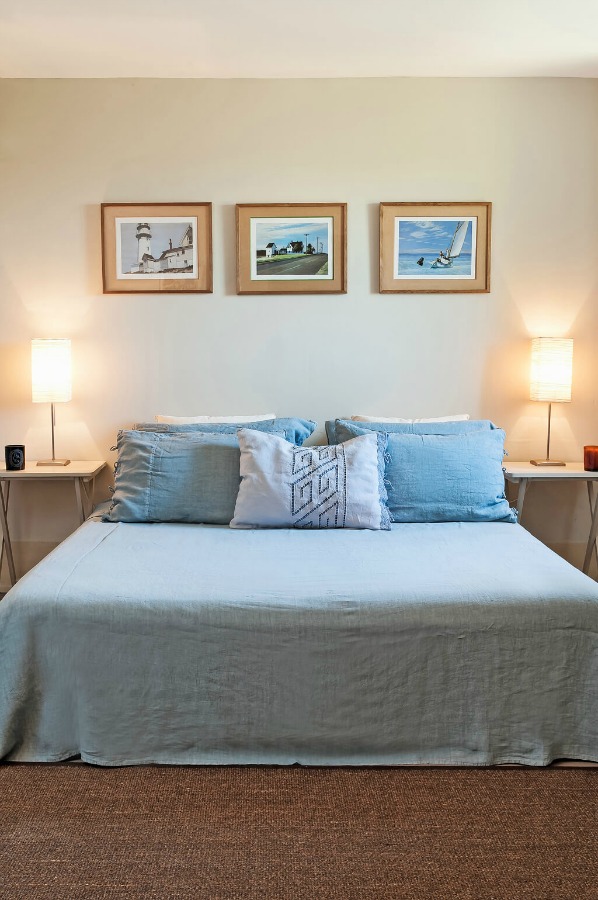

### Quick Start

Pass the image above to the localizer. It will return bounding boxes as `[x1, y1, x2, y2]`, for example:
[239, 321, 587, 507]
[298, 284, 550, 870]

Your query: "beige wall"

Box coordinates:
[1, 77, 598, 587]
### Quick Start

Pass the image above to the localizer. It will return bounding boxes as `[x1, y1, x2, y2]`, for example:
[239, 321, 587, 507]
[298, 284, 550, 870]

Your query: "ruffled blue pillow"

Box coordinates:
[134, 417, 316, 445]
[326, 418, 496, 445]
[336, 422, 515, 523]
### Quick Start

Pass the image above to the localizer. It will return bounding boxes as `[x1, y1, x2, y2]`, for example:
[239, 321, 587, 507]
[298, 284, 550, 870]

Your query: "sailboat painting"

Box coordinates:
[379, 202, 490, 293]
[394, 216, 477, 280]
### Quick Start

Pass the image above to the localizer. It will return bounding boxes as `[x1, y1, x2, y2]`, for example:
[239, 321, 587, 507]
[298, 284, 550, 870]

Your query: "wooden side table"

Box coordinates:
[0, 460, 106, 588]
[503, 462, 598, 576]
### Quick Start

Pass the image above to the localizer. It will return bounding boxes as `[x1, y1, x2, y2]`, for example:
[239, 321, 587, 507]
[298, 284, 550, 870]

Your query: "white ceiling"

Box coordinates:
[1, 0, 597, 79]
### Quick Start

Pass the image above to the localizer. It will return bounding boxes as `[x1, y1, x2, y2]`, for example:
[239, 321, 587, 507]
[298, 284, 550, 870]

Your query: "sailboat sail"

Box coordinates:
[430, 219, 472, 269]
[447, 221, 468, 259]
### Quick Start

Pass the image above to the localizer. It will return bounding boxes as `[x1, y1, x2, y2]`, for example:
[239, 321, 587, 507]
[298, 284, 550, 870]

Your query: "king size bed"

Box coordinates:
[1, 416, 598, 766]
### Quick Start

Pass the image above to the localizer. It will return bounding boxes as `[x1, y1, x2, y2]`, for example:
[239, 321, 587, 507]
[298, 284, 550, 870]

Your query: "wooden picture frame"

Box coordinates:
[101, 202, 212, 294]
[379, 202, 491, 294]
[236, 203, 347, 294]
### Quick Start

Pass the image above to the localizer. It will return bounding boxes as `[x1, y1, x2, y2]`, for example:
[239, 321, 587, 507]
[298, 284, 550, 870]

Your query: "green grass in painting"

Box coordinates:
[256, 253, 306, 266]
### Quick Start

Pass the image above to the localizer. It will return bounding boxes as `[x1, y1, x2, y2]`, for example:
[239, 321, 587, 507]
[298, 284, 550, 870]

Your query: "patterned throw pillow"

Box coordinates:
[230, 429, 390, 530]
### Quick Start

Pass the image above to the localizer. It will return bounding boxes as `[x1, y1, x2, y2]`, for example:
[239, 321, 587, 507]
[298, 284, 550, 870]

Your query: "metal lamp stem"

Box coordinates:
[530, 400, 565, 466]
[37, 402, 70, 466]
[51, 402, 56, 461]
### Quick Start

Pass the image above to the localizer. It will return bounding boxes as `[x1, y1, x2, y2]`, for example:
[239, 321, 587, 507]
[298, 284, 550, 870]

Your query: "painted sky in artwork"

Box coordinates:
[398, 219, 473, 255]
[253, 218, 330, 252]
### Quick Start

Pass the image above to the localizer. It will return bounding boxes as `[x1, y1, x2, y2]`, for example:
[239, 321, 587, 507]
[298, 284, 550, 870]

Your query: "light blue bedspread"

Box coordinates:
[1, 518, 598, 766]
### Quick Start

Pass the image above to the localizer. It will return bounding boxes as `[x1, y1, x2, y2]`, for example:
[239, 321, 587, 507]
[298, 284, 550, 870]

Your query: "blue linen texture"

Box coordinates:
[325, 417, 497, 445]
[4, 516, 598, 766]
[133, 417, 316, 445]
[335, 420, 515, 523]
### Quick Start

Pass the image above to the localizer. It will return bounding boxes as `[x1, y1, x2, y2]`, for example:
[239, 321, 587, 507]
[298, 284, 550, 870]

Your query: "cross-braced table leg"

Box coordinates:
[516, 479, 529, 520]
[74, 477, 96, 524]
[583, 482, 598, 575]
[0, 481, 16, 587]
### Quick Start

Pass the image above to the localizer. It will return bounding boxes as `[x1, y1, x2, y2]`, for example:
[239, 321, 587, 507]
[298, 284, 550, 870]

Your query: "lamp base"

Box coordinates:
[37, 458, 70, 467]
[530, 459, 565, 466]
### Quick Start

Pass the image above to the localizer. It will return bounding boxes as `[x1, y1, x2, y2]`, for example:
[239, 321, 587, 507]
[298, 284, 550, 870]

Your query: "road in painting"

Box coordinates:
[250, 217, 333, 279]
[395, 218, 476, 279]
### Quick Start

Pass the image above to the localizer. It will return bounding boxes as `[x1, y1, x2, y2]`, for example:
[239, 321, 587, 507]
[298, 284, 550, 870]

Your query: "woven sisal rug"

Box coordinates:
[1, 765, 597, 899]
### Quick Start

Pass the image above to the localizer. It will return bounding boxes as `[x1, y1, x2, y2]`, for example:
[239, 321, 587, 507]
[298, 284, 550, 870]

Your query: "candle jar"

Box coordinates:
[5, 445, 25, 471]
[584, 446, 598, 471]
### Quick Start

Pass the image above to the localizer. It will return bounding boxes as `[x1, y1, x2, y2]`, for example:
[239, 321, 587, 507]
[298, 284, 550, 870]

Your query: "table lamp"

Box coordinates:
[31, 339, 72, 466]
[529, 336, 573, 466]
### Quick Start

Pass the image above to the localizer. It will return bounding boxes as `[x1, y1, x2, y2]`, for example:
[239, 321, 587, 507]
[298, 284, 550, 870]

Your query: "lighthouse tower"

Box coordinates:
[136, 222, 152, 263]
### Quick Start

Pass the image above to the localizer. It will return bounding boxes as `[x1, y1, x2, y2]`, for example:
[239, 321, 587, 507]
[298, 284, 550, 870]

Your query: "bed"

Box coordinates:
[1, 508, 598, 766]
[2, 415, 598, 767]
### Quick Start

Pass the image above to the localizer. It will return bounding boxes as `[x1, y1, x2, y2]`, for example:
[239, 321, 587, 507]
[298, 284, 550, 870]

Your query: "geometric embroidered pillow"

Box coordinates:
[230, 428, 390, 530]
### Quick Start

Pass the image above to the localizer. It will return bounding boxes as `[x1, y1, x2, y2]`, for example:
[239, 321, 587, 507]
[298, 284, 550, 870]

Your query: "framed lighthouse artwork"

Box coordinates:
[379, 202, 491, 293]
[101, 203, 212, 293]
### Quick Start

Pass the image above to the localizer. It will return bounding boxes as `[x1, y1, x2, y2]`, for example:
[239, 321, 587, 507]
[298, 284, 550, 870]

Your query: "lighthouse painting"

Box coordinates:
[115, 217, 198, 279]
[101, 203, 213, 294]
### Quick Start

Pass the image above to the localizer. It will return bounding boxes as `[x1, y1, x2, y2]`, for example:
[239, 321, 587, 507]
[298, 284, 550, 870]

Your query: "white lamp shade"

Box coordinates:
[530, 337, 573, 403]
[31, 339, 72, 403]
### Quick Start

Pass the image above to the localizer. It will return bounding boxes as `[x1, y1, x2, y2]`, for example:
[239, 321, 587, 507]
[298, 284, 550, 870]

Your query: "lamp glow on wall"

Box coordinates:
[31, 339, 72, 466]
[529, 336, 573, 466]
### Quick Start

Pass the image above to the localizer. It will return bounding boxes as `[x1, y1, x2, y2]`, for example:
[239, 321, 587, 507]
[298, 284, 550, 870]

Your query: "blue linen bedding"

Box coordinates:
[1, 516, 598, 766]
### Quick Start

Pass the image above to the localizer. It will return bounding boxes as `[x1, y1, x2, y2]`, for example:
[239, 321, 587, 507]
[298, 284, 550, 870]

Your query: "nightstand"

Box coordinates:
[503, 462, 598, 576]
[0, 460, 106, 588]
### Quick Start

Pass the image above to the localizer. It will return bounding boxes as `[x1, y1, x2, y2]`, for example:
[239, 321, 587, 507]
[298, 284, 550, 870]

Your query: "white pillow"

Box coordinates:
[155, 413, 276, 424]
[230, 429, 390, 530]
[351, 414, 470, 423]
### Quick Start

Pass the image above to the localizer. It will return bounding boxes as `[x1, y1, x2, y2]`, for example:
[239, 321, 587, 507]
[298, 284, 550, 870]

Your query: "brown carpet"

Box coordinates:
[0, 766, 597, 900]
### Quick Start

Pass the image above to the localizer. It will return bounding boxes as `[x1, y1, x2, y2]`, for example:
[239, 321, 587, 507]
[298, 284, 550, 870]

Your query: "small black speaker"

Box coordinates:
[5, 445, 25, 471]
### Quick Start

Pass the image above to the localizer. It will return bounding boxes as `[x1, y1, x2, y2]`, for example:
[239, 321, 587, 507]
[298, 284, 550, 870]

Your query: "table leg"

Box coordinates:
[83, 478, 94, 517]
[516, 479, 529, 521]
[74, 478, 86, 525]
[75, 476, 97, 524]
[0, 481, 7, 577]
[583, 482, 598, 575]
[586, 483, 598, 572]
[0, 480, 17, 587]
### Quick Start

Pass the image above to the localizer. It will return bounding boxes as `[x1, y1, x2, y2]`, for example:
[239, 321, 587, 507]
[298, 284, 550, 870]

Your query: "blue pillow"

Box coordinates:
[326, 418, 496, 445]
[104, 429, 287, 524]
[335, 423, 515, 523]
[134, 417, 315, 445]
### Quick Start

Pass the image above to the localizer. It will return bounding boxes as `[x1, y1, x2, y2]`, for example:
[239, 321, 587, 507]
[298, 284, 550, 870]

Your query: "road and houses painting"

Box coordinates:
[250, 217, 334, 280]
[115, 217, 199, 279]
[394, 217, 477, 279]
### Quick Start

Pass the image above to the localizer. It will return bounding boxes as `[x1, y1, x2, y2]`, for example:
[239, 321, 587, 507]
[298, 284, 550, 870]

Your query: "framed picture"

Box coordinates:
[101, 202, 212, 293]
[236, 203, 347, 294]
[379, 202, 491, 294]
